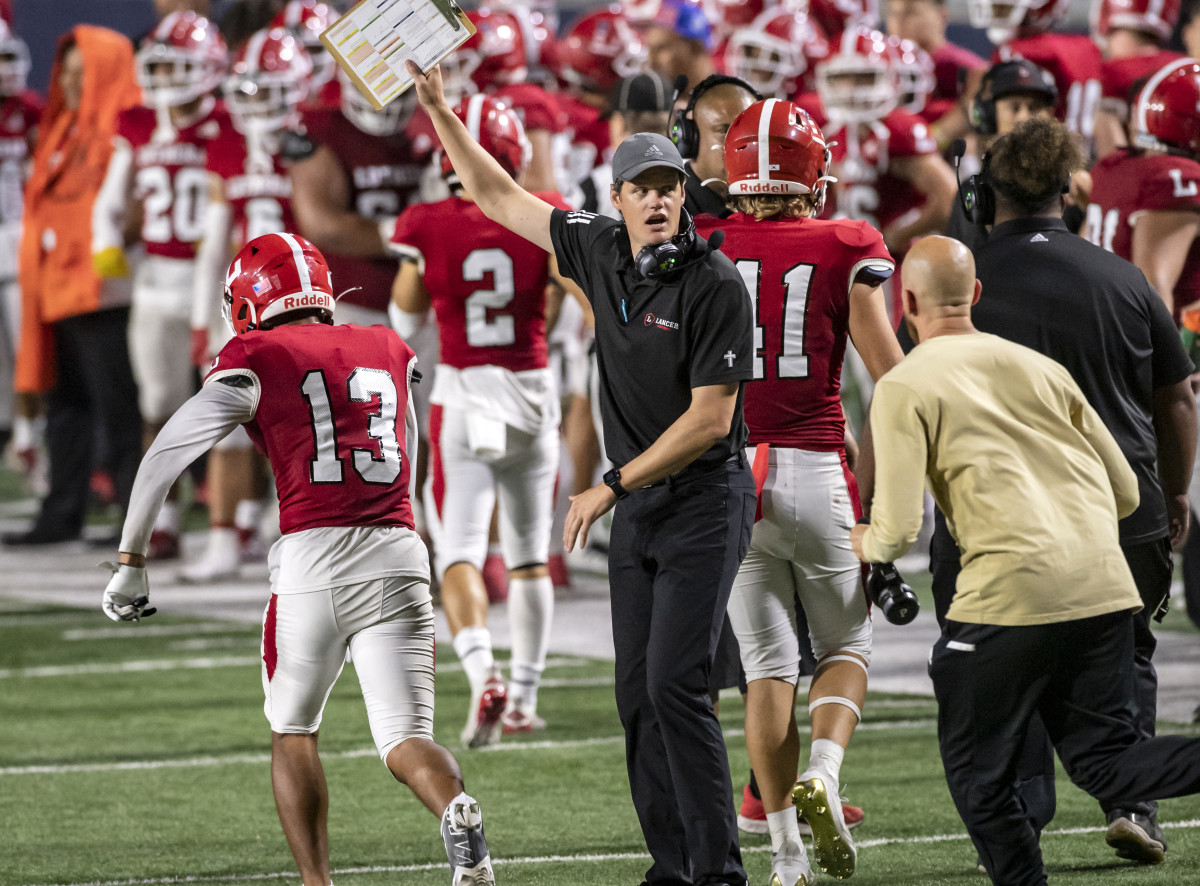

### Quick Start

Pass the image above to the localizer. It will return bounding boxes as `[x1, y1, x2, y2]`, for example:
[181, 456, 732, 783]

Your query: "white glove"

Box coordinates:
[100, 562, 157, 622]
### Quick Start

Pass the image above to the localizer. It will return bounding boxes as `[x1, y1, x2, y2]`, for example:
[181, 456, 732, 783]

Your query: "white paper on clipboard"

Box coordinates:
[320, 0, 477, 111]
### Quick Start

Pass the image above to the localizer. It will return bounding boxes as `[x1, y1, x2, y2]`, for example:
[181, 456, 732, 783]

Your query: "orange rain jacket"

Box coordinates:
[14, 26, 140, 393]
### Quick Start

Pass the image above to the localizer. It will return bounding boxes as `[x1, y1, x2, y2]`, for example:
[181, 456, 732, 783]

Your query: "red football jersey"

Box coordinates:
[205, 115, 296, 250]
[118, 100, 227, 259]
[995, 33, 1102, 138]
[695, 212, 894, 450]
[389, 192, 570, 371]
[492, 82, 564, 134]
[0, 90, 39, 227]
[931, 40, 986, 104]
[1087, 148, 1200, 322]
[827, 110, 939, 233]
[301, 106, 433, 312]
[206, 323, 417, 535]
[1101, 49, 1185, 102]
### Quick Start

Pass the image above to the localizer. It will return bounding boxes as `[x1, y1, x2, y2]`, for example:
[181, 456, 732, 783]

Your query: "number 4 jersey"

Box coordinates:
[206, 323, 418, 535]
[696, 212, 894, 450]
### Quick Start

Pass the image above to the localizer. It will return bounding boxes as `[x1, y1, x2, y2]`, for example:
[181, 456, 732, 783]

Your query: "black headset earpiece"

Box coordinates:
[634, 208, 698, 278]
[668, 74, 762, 161]
[961, 152, 995, 227]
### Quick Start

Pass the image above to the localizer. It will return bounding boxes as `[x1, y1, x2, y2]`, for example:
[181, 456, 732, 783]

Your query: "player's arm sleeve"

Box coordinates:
[860, 379, 929, 563]
[91, 137, 133, 258]
[1070, 384, 1140, 519]
[119, 372, 259, 556]
[688, 276, 754, 387]
[191, 176, 232, 333]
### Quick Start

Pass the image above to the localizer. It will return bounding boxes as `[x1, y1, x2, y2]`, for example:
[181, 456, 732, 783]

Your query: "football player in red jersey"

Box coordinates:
[91, 10, 228, 560]
[696, 98, 902, 885]
[440, 7, 563, 193]
[554, 6, 646, 207]
[886, 0, 987, 149]
[816, 26, 956, 319]
[185, 27, 312, 582]
[101, 233, 498, 886]
[0, 16, 41, 462]
[809, 0, 880, 40]
[1087, 58, 1200, 322]
[1091, 0, 1184, 158]
[390, 95, 571, 746]
[969, 0, 1103, 143]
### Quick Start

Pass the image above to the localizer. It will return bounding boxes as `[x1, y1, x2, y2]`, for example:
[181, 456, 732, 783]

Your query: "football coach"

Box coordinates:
[406, 62, 756, 886]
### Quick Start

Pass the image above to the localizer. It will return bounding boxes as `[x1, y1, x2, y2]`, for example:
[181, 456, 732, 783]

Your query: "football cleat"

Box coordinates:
[770, 841, 816, 886]
[793, 770, 857, 879]
[500, 705, 546, 734]
[739, 782, 864, 837]
[441, 796, 496, 885]
[462, 668, 508, 749]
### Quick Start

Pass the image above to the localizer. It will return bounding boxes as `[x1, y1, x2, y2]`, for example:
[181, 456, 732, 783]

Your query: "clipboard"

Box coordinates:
[320, 0, 476, 112]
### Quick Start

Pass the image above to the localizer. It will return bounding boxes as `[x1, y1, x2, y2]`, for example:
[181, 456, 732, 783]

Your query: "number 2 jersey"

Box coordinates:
[696, 212, 894, 451]
[207, 323, 418, 535]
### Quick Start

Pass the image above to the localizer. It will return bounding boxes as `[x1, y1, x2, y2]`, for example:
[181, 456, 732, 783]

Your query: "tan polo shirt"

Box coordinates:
[861, 332, 1143, 626]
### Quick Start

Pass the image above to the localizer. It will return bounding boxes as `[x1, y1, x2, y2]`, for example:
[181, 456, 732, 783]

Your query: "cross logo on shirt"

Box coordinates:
[724, 351, 736, 367]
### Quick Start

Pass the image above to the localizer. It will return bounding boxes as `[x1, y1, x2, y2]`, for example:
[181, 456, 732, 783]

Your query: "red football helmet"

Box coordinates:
[967, 0, 1071, 44]
[726, 98, 836, 213]
[557, 6, 648, 92]
[223, 233, 335, 335]
[725, 9, 828, 98]
[136, 11, 227, 108]
[0, 17, 28, 97]
[485, 0, 558, 75]
[441, 93, 531, 183]
[224, 28, 312, 135]
[808, 0, 878, 38]
[271, 0, 338, 89]
[1133, 57, 1200, 158]
[461, 9, 529, 93]
[885, 34, 934, 114]
[816, 26, 899, 123]
[1091, 0, 1180, 45]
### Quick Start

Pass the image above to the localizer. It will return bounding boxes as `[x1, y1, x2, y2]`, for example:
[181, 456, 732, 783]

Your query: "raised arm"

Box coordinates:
[406, 61, 555, 252]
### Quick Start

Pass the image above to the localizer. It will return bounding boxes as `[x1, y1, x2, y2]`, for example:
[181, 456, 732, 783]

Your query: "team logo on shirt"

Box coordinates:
[644, 312, 678, 331]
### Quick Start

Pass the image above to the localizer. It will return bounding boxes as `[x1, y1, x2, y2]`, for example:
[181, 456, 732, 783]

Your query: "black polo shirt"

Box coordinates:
[550, 207, 753, 471]
[973, 216, 1194, 544]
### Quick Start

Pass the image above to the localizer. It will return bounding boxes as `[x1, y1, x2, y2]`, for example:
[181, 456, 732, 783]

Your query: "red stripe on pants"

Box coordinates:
[263, 593, 279, 681]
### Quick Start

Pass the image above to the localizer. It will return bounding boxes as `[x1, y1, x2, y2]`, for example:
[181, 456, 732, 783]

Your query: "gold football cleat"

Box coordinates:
[793, 775, 857, 879]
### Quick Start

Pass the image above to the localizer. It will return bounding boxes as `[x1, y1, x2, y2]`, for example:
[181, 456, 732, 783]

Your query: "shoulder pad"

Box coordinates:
[216, 373, 255, 388]
[279, 130, 316, 162]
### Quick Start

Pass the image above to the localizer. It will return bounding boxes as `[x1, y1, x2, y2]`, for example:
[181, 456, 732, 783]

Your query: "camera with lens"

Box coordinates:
[866, 561, 920, 625]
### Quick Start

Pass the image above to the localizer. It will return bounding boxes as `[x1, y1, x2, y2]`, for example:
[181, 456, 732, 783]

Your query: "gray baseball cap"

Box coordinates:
[612, 132, 688, 183]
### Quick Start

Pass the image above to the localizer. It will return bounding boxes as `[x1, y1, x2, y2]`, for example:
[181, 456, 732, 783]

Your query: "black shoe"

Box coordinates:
[1, 526, 82, 546]
[1105, 811, 1165, 865]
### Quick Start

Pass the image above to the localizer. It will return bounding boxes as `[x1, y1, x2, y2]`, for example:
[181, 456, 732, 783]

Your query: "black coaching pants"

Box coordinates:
[608, 457, 755, 886]
[931, 610, 1200, 886]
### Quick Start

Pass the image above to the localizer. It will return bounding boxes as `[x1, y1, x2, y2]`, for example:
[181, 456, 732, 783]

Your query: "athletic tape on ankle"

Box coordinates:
[808, 695, 862, 722]
[816, 654, 869, 675]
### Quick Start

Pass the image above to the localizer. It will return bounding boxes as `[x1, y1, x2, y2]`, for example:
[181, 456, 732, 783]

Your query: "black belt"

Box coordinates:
[644, 451, 746, 489]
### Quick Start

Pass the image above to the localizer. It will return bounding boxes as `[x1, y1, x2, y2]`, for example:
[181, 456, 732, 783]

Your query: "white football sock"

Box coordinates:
[453, 625, 494, 696]
[235, 498, 263, 531]
[808, 737, 845, 780]
[767, 807, 803, 854]
[507, 575, 553, 709]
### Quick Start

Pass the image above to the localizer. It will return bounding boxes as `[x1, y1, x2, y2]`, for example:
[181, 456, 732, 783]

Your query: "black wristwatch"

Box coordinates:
[603, 467, 630, 500]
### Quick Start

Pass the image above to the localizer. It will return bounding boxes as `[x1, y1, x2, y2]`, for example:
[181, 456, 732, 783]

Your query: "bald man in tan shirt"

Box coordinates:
[850, 237, 1200, 886]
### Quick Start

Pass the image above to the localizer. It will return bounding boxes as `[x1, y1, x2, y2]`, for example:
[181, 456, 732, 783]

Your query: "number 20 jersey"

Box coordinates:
[389, 193, 570, 371]
[696, 212, 894, 451]
[205, 323, 417, 535]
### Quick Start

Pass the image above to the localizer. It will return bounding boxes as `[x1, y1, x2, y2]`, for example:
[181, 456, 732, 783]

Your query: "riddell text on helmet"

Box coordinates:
[283, 294, 332, 310]
[736, 182, 800, 193]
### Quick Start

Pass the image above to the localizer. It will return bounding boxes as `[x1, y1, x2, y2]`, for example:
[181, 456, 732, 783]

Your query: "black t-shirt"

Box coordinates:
[973, 216, 1194, 544]
[683, 162, 732, 219]
[550, 207, 753, 471]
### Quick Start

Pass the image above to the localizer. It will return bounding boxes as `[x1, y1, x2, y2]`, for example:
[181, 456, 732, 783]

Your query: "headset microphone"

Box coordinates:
[706, 229, 725, 252]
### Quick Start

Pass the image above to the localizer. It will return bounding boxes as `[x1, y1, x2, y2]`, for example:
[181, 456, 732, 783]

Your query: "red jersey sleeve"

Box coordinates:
[1136, 155, 1200, 214]
[883, 111, 938, 158]
[204, 335, 254, 384]
[389, 203, 433, 270]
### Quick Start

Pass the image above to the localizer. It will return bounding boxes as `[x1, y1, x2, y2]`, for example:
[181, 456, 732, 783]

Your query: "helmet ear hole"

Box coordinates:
[237, 304, 248, 321]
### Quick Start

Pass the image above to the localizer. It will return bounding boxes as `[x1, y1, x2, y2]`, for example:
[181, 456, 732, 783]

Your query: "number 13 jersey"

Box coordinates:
[696, 212, 893, 451]
[205, 323, 418, 534]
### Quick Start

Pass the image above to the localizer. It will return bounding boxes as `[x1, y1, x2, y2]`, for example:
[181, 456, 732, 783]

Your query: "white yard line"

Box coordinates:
[61, 623, 257, 641]
[18, 820, 1200, 886]
[0, 721, 938, 776]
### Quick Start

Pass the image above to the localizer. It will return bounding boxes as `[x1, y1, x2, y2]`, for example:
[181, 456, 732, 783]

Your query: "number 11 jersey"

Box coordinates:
[206, 323, 417, 534]
[696, 212, 893, 451]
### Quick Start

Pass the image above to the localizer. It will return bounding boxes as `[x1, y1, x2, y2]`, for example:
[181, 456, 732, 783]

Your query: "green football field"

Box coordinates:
[1, 599, 1199, 886]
